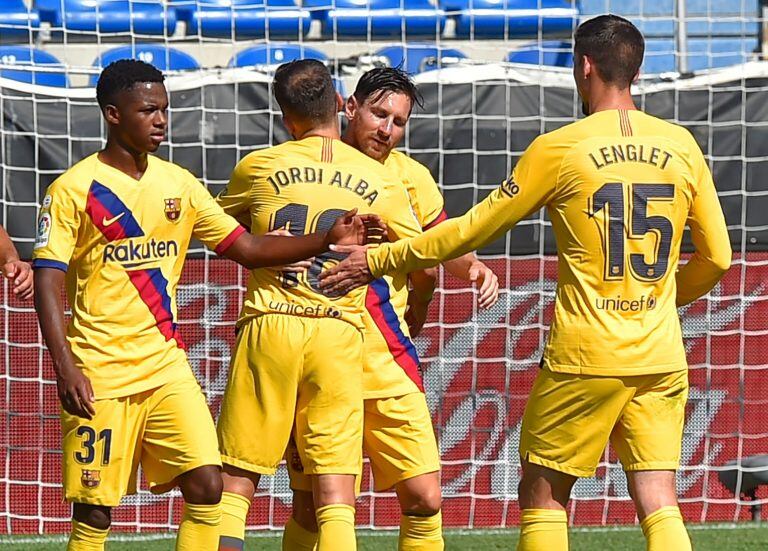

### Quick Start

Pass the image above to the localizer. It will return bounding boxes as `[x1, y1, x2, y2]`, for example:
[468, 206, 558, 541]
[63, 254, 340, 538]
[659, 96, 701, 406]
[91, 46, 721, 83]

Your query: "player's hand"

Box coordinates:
[318, 244, 374, 296]
[325, 209, 388, 248]
[2, 260, 33, 300]
[265, 228, 313, 273]
[405, 293, 431, 337]
[57, 365, 96, 420]
[469, 261, 499, 309]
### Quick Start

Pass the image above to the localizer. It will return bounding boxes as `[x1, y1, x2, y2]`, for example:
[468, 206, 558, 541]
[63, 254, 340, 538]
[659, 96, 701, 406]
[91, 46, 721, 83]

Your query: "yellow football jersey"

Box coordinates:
[368, 109, 732, 376]
[32, 153, 244, 399]
[217, 136, 421, 336]
[362, 150, 447, 399]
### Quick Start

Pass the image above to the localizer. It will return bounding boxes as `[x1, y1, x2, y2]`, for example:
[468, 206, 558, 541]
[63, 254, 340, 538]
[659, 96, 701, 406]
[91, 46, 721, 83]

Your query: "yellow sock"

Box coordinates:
[517, 508, 568, 551]
[219, 492, 251, 550]
[640, 506, 692, 551]
[176, 502, 222, 551]
[283, 516, 319, 551]
[315, 504, 356, 551]
[67, 519, 109, 551]
[399, 512, 444, 551]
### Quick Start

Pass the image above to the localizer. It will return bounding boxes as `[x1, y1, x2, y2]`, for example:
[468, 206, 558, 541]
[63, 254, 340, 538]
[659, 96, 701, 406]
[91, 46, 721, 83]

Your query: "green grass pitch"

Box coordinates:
[2, 525, 767, 550]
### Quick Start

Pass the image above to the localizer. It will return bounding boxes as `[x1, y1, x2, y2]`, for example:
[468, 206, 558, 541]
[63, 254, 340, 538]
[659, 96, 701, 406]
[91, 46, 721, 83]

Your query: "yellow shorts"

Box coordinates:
[217, 314, 364, 477]
[519, 368, 689, 478]
[61, 374, 220, 507]
[288, 392, 440, 492]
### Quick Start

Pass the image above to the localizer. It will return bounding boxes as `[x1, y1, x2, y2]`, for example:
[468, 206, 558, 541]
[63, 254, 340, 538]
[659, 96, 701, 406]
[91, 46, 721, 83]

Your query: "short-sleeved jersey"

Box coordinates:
[32, 153, 244, 399]
[217, 136, 421, 334]
[363, 151, 446, 399]
[368, 109, 732, 376]
[385, 150, 447, 230]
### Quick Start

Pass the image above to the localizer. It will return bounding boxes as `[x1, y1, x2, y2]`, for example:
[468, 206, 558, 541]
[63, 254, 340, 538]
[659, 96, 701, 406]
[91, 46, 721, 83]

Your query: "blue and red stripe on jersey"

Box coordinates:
[85, 180, 144, 242]
[365, 278, 424, 392]
[127, 267, 185, 349]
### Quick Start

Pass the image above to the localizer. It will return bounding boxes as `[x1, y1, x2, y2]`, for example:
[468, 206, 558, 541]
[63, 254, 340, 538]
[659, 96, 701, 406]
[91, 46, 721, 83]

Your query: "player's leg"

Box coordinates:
[217, 316, 305, 550]
[62, 395, 141, 551]
[296, 318, 365, 551]
[139, 376, 224, 551]
[363, 394, 443, 550]
[517, 370, 634, 551]
[284, 436, 320, 551]
[611, 370, 691, 551]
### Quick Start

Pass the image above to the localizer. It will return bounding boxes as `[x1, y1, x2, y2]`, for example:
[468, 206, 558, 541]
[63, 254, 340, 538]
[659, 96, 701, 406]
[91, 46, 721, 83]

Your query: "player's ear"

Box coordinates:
[102, 104, 120, 126]
[345, 95, 358, 120]
[335, 91, 344, 112]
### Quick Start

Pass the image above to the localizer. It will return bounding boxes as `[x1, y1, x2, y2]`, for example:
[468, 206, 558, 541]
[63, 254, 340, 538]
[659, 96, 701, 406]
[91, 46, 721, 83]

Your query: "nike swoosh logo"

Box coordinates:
[102, 212, 125, 227]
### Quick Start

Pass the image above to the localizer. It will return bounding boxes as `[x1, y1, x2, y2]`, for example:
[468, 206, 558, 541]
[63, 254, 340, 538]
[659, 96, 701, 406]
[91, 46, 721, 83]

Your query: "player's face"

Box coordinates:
[345, 91, 411, 162]
[111, 82, 169, 154]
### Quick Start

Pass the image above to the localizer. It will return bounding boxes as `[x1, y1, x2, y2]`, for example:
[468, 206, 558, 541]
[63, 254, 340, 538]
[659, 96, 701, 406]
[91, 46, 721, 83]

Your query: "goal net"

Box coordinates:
[1, 0, 766, 536]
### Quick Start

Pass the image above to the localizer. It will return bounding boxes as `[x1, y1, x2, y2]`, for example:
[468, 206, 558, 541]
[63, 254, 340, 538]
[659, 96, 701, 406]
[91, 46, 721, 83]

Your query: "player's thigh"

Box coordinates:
[295, 318, 364, 477]
[286, 434, 363, 497]
[218, 315, 304, 475]
[61, 396, 144, 507]
[140, 375, 221, 493]
[611, 370, 689, 472]
[363, 392, 440, 492]
[520, 369, 634, 478]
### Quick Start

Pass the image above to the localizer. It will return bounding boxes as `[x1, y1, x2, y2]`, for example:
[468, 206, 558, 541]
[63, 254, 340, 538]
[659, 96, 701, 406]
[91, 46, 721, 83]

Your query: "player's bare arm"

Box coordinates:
[220, 208, 383, 269]
[34, 268, 95, 420]
[442, 254, 499, 309]
[405, 267, 437, 337]
[0, 224, 32, 300]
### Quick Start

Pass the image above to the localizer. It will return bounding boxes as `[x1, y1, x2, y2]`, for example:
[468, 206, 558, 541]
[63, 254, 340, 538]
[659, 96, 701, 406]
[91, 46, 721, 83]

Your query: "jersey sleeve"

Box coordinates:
[409, 162, 446, 229]
[216, 155, 256, 228]
[189, 176, 246, 255]
[367, 135, 560, 277]
[31, 180, 81, 272]
[675, 148, 732, 306]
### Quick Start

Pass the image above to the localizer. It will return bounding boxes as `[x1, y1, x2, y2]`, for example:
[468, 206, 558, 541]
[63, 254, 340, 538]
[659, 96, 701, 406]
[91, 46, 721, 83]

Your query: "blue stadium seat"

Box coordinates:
[376, 44, 466, 74]
[229, 44, 327, 66]
[170, 0, 310, 39]
[34, 0, 175, 35]
[305, 0, 445, 39]
[229, 44, 346, 95]
[644, 38, 758, 74]
[0, 46, 68, 87]
[506, 40, 573, 68]
[89, 45, 200, 85]
[445, 0, 578, 39]
[0, 0, 41, 40]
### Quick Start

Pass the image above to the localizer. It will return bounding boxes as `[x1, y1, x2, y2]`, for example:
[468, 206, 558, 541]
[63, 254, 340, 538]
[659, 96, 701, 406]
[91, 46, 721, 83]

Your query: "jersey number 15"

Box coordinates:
[590, 183, 674, 282]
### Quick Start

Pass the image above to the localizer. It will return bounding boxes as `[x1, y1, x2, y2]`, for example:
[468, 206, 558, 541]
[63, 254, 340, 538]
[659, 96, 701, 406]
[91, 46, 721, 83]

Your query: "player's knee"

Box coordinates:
[399, 485, 442, 517]
[73, 503, 111, 530]
[293, 490, 319, 532]
[178, 465, 223, 505]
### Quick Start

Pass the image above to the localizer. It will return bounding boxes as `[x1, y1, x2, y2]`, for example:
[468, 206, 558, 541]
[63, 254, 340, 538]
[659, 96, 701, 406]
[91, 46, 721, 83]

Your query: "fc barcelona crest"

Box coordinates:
[164, 198, 182, 222]
[81, 469, 101, 488]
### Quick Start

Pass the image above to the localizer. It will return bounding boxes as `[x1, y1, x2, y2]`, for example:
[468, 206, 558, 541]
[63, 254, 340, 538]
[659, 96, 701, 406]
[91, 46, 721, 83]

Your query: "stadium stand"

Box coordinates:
[376, 44, 467, 73]
[0, 0, 41, 39]
[229, 43, 327, 66]
[505, 39, 573, 67]
[170, 0, 310, 39]
[0, 45, 68, 87]
[448, 0, 578, 39]
[89, 44, 200, 85]
[306, 0, 446, 39]
[34, 0, 176, 35]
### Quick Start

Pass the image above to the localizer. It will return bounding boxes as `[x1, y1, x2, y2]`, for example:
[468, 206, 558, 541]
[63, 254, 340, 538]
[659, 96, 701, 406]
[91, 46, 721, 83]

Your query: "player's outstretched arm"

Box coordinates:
[0, 225, 32, 300]
[34, 268, 95, 420]
[676, 158, 732, 306]
[220, 209, 385, 270]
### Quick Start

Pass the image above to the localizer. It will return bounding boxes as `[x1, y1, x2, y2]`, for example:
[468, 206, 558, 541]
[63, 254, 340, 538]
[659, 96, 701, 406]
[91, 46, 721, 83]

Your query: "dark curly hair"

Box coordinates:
[96, 59, 164, 109]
